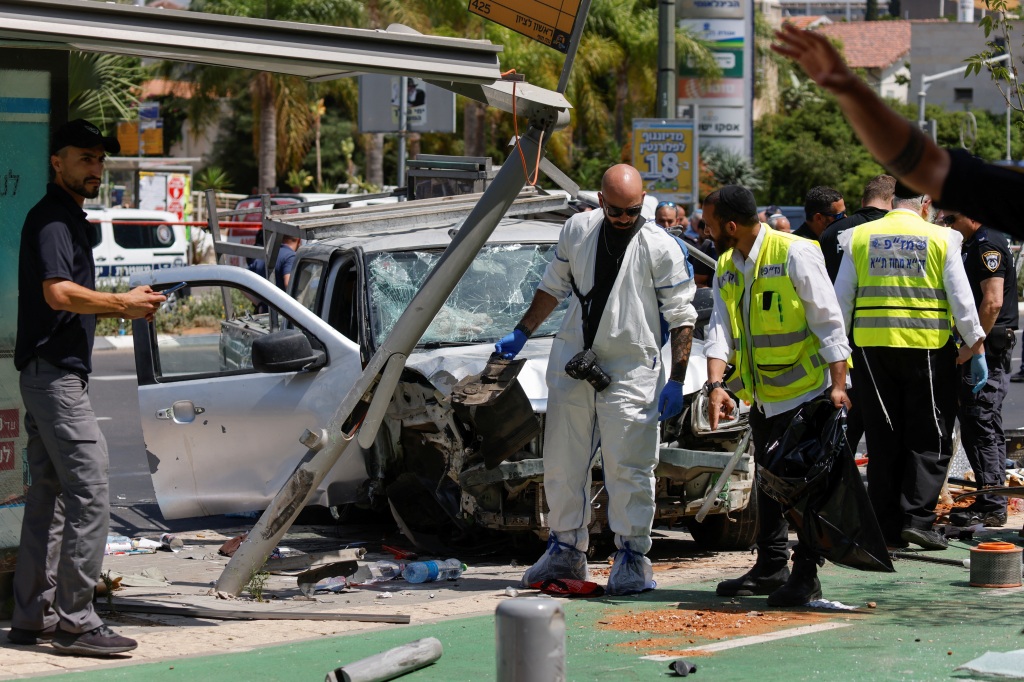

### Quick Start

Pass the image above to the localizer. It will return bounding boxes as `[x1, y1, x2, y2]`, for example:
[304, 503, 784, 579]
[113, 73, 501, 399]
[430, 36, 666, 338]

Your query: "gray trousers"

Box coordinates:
[12, 357, 108, 634]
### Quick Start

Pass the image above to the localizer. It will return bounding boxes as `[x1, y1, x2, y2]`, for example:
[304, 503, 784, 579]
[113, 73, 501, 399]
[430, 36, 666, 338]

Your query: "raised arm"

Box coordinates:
[771, 24, 951, 200]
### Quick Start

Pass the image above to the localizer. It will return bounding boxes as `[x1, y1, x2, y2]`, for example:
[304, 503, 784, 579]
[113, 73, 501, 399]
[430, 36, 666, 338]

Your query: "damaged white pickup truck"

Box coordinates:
[132, 198, 755, 554]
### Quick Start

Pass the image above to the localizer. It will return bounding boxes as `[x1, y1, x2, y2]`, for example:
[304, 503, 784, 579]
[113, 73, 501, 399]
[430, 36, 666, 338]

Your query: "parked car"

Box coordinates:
[130, 217, 755, 552]
[87, 208, 189, 284]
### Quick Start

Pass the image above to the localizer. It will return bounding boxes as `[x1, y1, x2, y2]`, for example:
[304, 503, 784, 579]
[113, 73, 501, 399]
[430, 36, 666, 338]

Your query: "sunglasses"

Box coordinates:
[940, 214, 959, 226]
[605, 203, 644, 218]
[820, 211, 846, 221]
[656, 201, 676, 209]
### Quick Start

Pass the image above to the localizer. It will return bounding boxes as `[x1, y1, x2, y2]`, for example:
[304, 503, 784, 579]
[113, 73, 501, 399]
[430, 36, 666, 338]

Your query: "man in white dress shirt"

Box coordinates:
[703, 185, 851, 606]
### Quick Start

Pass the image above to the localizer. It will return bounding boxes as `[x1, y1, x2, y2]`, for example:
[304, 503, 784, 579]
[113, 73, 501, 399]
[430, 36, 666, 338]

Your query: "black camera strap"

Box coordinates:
[569, 274, 597, 350]
[569, 218, 640, 350]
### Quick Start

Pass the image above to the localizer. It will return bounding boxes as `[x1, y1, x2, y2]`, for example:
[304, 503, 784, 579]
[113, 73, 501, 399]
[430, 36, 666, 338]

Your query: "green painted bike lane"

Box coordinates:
[33, 539, 1024, 682]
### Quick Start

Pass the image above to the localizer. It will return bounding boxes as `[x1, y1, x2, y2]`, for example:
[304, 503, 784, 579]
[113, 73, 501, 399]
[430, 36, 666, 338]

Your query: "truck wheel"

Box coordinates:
[687, 487, 760, 551]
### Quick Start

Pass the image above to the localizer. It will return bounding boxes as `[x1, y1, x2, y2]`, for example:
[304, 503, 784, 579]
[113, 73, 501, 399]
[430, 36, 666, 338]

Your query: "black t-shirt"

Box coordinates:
[819, 206, 889, 282]
[961, 226, 1019, 330]
[940, 149, 1024, 240]
[15, 183, 98, 375]
[792, 221, 818, 241]
[583, 216, 641, 348]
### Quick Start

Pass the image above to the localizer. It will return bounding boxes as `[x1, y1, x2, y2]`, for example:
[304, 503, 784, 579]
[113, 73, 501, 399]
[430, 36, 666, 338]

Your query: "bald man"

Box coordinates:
[495, 164, 697, 595]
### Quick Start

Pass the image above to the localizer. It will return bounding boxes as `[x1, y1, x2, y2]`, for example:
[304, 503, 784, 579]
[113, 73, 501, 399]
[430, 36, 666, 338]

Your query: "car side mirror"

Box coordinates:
[251, 329, 326, 373]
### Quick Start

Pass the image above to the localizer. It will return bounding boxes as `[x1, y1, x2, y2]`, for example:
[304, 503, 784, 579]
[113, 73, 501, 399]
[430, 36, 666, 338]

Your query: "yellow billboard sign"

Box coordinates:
[468, 0, 579, 53]
[631, 119, 696, 205]
[117, 120, 164, 156]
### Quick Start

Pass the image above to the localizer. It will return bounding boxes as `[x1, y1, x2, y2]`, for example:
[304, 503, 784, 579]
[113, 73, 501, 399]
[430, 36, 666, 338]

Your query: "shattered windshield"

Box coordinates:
[366, 243, 568, 347]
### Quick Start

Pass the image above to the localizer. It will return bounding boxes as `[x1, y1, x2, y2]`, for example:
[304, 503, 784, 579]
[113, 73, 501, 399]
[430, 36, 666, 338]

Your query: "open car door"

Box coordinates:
[130, 265, 365, 519]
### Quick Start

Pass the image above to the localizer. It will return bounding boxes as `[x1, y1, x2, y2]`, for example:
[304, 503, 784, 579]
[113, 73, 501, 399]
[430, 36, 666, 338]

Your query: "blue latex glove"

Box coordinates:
[495, 328, 528, 359]
[657, 379, 684, 421]
[969, 353, 989, 394]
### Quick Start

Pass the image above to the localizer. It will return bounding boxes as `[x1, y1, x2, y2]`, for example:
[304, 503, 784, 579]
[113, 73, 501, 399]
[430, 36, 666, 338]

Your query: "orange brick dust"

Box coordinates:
[598, 607, 837, 658]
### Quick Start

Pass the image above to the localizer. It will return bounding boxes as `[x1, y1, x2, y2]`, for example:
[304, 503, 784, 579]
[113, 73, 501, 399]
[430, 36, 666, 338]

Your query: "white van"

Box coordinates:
[87, 208, 190, 284]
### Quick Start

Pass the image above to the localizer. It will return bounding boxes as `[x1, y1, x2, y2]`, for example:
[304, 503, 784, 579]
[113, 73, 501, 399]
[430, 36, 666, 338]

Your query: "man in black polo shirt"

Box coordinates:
[9, 119, 165, 655]
[793, 186, 845, 241]
[819, 175, 895, 283]
[943, 211, 1018, 527]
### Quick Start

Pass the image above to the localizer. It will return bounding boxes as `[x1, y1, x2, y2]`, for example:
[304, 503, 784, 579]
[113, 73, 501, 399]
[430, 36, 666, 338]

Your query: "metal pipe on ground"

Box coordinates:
[325, 638, 443, 682]
[891, 551, 969, 568]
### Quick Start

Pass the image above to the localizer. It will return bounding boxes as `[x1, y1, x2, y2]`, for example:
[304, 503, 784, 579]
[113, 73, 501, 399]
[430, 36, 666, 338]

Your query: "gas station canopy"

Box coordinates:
[0, 0, 502, 84]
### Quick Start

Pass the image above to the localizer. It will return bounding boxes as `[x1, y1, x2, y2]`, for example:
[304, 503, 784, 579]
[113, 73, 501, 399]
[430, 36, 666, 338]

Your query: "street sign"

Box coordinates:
[358, 75, 456, 134]
[631, 118, 696, 205]
[469, 0, 580, 54]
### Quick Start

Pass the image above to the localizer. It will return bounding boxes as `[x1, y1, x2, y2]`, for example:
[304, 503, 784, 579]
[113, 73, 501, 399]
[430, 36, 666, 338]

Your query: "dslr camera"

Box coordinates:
[565, 349, 612, 391]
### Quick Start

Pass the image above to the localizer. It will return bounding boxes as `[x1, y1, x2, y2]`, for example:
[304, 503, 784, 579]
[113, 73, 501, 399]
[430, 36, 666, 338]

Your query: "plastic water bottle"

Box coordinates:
[350, 560, 405, 585]
[403, 558, 466, 583]
[117, 318, 127, 336]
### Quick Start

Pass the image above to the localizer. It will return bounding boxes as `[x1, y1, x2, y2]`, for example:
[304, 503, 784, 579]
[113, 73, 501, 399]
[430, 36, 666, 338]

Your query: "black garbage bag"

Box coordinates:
[757, 398, 894, 573]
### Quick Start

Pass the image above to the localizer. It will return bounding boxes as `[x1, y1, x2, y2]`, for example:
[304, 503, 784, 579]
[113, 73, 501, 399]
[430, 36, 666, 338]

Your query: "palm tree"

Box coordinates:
[175, 0, 364, 193]
[69, 52, 145, 131]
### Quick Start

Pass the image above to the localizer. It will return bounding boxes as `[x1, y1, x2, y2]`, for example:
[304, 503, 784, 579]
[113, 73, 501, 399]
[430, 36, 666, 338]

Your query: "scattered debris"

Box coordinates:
[376, 592, 393, 599]
[806, 599, 858, 611]
[266, 547, 312, 572]
[954, 647, 1024, 675]
[298, 561, 360, 597]
[219, 533, 248, 557]
[382, 545, 418, 560]
[669, 659, 698, 677]
[867, 602, 877, 609]
[105, 568, 170, 587]
[504, 587, 519, 598]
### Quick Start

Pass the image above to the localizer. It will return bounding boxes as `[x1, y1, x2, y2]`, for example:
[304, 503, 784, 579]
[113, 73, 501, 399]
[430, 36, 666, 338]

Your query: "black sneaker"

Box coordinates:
[716, 562, 790, 597]
[1011, 372, 1024, 383]
[52, 625, 137, 656]
[901, 527, 949, 551]
[949, 509, 1008, 528]
[885, 536, 909, 551]
[766, 563, 822, 607]
[7, 624, 57, 645]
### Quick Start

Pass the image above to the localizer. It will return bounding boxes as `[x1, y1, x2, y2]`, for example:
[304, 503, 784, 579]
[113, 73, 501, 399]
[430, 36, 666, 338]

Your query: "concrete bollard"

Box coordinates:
[495, 597, 566, 682]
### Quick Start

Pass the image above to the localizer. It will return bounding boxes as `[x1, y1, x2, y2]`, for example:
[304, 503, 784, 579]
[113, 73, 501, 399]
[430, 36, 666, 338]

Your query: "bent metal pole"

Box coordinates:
[216, 122, 556, 595]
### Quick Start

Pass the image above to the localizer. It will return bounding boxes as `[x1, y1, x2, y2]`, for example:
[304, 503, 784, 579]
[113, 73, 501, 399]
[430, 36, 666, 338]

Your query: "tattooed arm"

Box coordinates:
[669, 326, 693, 383]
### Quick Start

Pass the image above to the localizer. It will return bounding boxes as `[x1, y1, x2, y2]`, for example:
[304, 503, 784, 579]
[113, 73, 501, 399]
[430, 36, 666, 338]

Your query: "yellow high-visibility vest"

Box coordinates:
[849, 212, 951, 349]
[717, 228, 826, 403]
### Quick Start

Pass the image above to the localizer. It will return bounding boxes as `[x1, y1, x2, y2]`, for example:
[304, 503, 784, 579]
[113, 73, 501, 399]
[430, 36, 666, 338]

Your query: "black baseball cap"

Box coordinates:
[51, 119, 120, 155]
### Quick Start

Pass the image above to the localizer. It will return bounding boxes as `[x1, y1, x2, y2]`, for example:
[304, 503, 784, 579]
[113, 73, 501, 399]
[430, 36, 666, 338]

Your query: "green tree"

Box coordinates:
[172, 0, 364, 193]
[755, 91, 1024, 207]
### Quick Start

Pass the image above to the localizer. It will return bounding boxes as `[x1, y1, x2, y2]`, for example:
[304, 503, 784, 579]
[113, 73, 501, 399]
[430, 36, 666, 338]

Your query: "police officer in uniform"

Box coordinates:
[704, 185, 852, 606]
[943, 211, 1017, 527]
[835, 184, 986, 551]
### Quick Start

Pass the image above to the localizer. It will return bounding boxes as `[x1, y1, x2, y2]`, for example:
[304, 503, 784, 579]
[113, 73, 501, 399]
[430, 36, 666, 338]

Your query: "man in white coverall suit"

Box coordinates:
[495, 164, 697, 595]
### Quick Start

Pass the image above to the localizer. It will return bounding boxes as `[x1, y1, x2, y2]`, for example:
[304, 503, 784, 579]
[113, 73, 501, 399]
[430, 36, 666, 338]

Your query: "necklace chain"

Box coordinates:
[603, 220, 630, 268]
